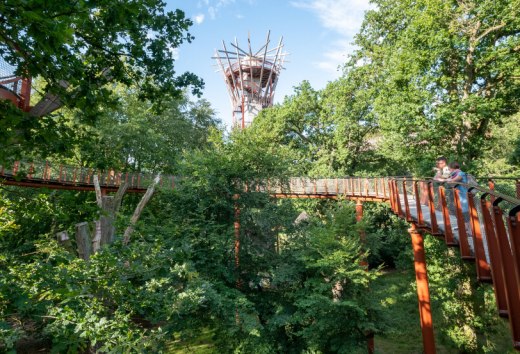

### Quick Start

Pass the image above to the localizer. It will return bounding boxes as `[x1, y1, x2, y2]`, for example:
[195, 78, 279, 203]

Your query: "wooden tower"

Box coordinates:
[213, 31, 287, 128]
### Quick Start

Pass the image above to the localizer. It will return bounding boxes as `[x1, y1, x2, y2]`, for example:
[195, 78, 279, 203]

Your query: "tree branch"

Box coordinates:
[93, 174, 103, 208]
[122, 173, 161, 245]
[475, 22, 507, 43]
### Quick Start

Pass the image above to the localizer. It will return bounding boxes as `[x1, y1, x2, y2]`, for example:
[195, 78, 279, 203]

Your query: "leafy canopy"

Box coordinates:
[0, 0, 203, 112]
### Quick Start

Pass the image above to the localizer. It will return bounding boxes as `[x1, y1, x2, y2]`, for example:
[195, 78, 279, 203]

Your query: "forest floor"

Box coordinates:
[372, 269, 514, 354]
[166, 330, 215, 353]
[167, 270, 515, 354]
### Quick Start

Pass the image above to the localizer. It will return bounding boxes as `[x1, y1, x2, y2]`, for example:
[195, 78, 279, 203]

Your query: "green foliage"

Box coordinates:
[1, 132, 385, 352]
[0, 0, 203, 108]
[0, 0, 205, 161]
[479, 112, 520, 176]
[352, 0, 520, 170]
[253, 0, 520, 176]
[264, 203, 380, 353]
[423, 235, 508, 352]
[1, 0, 518, 351]
[249, 80, 395, 177]
[363, 203, 412, 270]
[0, 187, 97, 254]
[69, 88, 221, 172]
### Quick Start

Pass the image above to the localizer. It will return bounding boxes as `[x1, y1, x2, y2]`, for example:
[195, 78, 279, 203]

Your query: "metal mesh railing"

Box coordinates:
[244, 177, 389, 199]
[0, 160, 175, 190]
[476, 177, 520, 200]
[0, 57, 23, 96]
[390, 178, 520, 262]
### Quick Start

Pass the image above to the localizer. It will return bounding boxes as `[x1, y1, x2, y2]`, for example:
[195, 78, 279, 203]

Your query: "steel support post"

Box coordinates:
[233, 194, 241, 289]
[409, 223, 436, 354]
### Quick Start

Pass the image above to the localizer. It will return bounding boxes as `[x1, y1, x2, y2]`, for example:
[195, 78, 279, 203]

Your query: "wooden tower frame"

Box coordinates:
[213, 31, 287, 128]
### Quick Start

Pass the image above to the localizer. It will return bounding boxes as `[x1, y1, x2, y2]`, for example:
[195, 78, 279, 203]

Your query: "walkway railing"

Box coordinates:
[246, 177, 390, 200]
[0, 160, 176, 191]
[388, 177, 520, 350]
[0, 55, 31, 112]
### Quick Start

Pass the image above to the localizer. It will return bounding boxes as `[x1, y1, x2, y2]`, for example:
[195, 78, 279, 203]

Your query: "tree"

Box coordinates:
[0, 0, 203, 110]
[350, 0, 520, 172]
[249, 79, 393, 177]
[69, 87, 221, 172]
[0, 1, 205, 162]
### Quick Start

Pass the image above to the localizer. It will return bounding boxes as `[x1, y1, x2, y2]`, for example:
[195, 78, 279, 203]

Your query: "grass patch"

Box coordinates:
[166, 330, 215, 354]
[371, 268, 515, 353]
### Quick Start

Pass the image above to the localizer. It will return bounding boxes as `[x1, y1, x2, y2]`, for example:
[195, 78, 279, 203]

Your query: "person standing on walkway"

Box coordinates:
[433, 156, 451, 181]
[431, 157, 451, 209]
[446, 162, 471, 234]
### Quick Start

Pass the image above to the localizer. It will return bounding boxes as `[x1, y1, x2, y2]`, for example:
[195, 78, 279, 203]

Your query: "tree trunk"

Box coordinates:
[92, 220, 101, 253]
[100, 196, 115, 245]
[75, 222, 92, 261]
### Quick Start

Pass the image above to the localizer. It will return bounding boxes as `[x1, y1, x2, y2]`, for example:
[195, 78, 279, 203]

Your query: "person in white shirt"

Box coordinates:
[433, 156, 450, 181]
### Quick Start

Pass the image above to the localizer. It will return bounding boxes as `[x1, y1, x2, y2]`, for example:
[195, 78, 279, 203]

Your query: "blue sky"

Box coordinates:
[166, 0, 371, 127]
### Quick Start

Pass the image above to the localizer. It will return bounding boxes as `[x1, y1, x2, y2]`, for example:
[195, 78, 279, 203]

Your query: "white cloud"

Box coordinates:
[202, 0, 236, 20]
[292, 0, 372, 73]
[169, 47, 180, 60]
[208, 6, 216, 19]
[193, 13, 205, 24]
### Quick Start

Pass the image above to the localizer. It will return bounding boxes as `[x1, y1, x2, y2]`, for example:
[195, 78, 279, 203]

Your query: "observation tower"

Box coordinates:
[213, 31, 287, 128]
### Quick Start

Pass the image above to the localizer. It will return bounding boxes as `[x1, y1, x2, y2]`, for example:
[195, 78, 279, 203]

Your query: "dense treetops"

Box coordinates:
[1, 0, 519, 352]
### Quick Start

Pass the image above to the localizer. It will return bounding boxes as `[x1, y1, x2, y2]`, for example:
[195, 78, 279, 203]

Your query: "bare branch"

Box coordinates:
[475, 22, 507, 43]
[123, 174, 161, 245]
[113, 180, 129, 214]
[93, 175, 102, 208]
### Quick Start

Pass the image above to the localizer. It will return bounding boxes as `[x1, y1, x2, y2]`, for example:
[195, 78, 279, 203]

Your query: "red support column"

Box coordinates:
[402, 180, 412, 222]
[233, 194, 241, 289]
[389, 180, 395, 212]
[356, 200, 367, 267]
[488, 179, 495, 203]
[394, 180, 404, 217]
[420, 181, 429, 206]
[28, 162, 34, 179]
[413, 181, 425, 227]
[427, 182, 440, 235]
[13, 161, 19, 176]
[409, 223, 436, 354]
[496, 203, 520, 348]
[19, 77, 31, 111]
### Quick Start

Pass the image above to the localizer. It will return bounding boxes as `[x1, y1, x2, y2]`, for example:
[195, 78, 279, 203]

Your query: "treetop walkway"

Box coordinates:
[2, 159, 520, 353]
